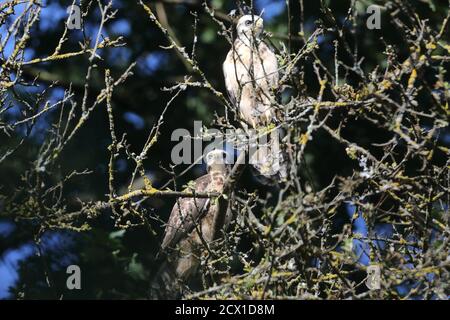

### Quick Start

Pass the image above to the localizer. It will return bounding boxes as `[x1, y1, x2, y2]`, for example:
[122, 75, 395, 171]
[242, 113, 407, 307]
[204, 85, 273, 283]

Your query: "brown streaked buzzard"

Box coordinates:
[152, 150, 231, 297]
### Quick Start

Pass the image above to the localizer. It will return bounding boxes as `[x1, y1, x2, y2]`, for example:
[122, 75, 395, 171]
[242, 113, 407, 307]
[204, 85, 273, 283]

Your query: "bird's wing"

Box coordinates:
[161, 174, 212, 250]
[223, 40, 248, 105]
[259, 41, 279, 88]
[223, 50, 238, 105]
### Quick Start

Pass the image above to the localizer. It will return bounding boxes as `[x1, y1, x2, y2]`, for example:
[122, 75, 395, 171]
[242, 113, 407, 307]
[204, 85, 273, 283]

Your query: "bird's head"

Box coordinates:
[205, 149, 228, 173]
[236, 15, 264, 42]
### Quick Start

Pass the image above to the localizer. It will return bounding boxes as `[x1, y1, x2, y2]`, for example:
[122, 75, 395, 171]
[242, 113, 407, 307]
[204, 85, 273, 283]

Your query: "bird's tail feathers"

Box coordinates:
[249, 128, 288, 184]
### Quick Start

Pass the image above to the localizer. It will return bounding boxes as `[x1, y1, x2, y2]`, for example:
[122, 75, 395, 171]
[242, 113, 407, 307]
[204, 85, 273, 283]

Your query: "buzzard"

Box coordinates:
[223, 15, 286, 181]
[223, 14, 279, 129]
[151, 149, 231, 297]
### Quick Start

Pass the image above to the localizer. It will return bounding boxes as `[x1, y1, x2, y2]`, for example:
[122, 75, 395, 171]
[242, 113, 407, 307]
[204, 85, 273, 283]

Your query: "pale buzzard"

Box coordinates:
[223, 15, 279, 129]
[223, 15, 286, 181]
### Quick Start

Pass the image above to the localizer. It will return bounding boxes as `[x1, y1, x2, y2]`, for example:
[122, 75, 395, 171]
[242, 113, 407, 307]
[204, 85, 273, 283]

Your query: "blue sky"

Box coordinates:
[256, 0, 285, 22]
[0, 228, 76, 299]
[0, 219, 32, 298]
[0, 238, 34, 299]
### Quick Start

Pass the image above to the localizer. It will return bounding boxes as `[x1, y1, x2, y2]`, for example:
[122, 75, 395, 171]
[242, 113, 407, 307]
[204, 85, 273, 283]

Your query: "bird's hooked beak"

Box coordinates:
[252, 18, 263, 38]
[255, 18, 263, 29]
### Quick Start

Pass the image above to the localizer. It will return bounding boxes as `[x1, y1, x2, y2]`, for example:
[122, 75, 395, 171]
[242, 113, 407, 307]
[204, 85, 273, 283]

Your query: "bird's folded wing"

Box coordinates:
[223, 44, 243, 105]
[161, 175, 212, 250]
[260, 41, 279, 88]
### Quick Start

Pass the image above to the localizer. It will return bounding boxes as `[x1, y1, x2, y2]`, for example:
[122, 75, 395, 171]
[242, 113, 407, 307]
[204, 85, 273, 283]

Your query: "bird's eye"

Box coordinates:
[245, 20, 252, 26]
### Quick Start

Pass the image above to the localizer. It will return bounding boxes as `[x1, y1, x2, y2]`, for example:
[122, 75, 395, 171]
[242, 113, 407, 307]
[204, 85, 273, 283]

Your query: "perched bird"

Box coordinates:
[151, 149, 232, 298]
[223, 15, 286, 182]
[223, 14, 279, 129]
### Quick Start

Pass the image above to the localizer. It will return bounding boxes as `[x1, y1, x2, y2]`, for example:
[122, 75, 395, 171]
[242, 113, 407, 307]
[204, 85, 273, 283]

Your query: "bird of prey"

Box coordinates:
[223, 14, 279, 129]
[223, 15, 286, 181]
[151, 149, 231, 297]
